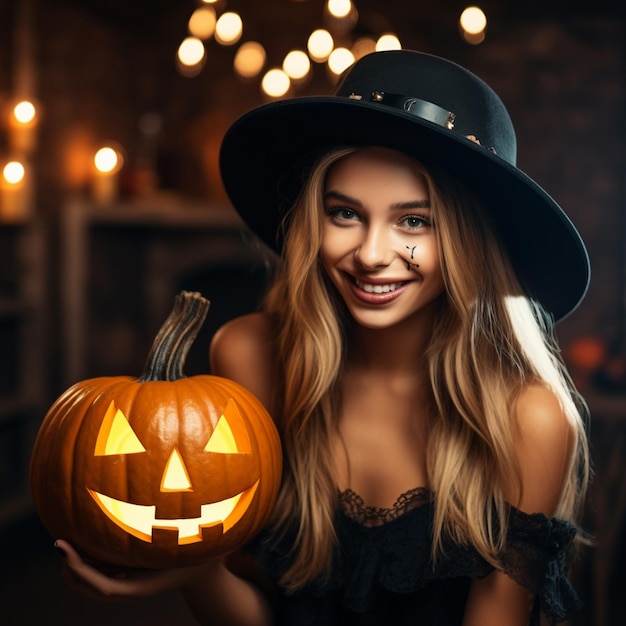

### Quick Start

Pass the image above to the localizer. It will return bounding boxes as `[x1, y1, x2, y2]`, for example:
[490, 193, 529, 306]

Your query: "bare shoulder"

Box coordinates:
[514, 384, 573, 451]
[510, 383, 575, 515]
[209, 312, 275, 411]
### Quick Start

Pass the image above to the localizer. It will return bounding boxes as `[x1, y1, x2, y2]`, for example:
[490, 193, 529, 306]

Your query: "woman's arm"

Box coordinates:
[56, 541, 273, 626]
[181, 552, 274, 626]
[210, 312, 276, 413]
[462, 384, 576, 626]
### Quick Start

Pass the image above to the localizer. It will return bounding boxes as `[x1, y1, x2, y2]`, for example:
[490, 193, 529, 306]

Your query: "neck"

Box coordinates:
[347, 307, 435, 377]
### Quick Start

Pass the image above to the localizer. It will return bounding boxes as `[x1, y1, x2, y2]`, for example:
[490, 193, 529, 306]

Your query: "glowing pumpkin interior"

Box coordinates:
[88, 397, 259, 545]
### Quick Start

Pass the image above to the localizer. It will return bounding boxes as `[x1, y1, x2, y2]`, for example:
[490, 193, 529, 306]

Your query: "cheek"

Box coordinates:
[320, 226, 354, 267]
[410, 241, 445, 294]
[426, 244, 445, 292]
[427, 241, 443, 275]
[404, 236, 441, 271]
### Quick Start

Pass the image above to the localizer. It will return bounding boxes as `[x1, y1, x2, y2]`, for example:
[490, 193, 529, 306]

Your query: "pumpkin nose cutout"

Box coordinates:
[161, 447, 192, 492]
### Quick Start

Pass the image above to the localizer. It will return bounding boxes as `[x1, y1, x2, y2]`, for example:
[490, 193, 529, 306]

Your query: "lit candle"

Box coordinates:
[0, 160, 31, 222]
[8, 99, 38, 154]
[92, 145, 123, 205]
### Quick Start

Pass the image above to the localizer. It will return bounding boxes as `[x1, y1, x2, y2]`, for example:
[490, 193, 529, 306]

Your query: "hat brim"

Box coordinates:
[219, 96, 590, 321]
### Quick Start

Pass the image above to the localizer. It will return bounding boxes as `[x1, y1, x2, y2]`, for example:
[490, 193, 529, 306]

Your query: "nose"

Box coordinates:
[161, 447, 193, 492]
[355, 223, 394, 269]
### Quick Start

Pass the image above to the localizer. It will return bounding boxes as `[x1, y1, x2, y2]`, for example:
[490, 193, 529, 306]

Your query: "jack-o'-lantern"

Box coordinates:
[30, 291, 282, 569]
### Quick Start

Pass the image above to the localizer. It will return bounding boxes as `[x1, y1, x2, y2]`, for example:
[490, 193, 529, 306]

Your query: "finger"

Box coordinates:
[54, 539, 82, 566]
[55, 540, 137, 600]
[56, 540, 127, 581]
[55, 539, 218, 599]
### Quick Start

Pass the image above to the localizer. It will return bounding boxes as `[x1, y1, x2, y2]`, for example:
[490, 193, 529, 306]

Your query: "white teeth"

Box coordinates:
[356, 279, 401, 294]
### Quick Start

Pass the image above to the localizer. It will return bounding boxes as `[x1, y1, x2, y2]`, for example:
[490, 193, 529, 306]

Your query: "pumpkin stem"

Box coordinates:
[139, 291, 211, 382]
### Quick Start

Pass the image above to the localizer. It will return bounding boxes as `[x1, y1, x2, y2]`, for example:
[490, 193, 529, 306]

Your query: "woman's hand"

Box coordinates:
[55, 539, 219, 603]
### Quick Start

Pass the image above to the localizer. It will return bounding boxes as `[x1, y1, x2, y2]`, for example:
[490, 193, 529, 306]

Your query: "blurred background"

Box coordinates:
[0, 0, 624, 623]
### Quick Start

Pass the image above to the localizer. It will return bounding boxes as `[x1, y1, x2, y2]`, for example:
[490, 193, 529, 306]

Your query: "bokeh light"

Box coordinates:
[215, 12, 243, 45]
[177, 37, 205, 66]
[376, 34, 402, 51]
[13, 100, 37, 125]
[328, 47, 354, 75]
[94, 146, 123, 174]
[2, 161, 25, 185]
[459, 6, 487, 44]
[234, 42, 267, 78]
[261, 69, 291, 98]
[351, 37, 376, 60]
[188, 7, 216, 40]
[460, 6, 487, 34]
[283, 50, 311, 81]
[327, 0, 352, 19]
[307, 29, 334, 62]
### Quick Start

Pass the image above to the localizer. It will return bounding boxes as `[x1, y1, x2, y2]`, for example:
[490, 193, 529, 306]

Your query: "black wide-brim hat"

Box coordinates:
[219, 50, 589, 321]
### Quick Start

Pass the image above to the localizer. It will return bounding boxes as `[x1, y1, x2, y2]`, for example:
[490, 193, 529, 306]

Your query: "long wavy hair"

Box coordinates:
[263, 147, 590, 591]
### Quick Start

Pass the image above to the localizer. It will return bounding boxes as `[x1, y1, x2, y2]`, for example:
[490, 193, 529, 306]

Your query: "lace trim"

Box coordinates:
[338, 486, 432, 527]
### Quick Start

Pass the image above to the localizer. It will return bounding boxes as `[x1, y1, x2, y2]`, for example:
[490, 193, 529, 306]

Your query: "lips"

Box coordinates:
[355, 279, 402, 294]
[349, 275, 409, 303]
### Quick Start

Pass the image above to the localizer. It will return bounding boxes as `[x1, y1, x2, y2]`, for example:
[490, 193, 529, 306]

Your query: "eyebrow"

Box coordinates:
[324, 190, 430, 210]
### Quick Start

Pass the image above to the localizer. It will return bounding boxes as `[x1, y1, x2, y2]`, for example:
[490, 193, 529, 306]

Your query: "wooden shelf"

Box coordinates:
[60, 197, 272, 386]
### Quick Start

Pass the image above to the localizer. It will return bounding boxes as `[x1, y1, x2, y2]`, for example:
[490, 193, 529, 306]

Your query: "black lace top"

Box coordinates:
[250, 488, 581, 626]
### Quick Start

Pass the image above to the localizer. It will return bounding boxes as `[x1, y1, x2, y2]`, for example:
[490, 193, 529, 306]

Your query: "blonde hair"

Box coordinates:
[263, 149, 355, 589]
[263, 148, 590, 590]
[423, 169, 589, 562]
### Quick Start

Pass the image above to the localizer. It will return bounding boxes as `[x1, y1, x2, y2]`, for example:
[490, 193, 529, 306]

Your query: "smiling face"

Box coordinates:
[320, 147, 445, 330]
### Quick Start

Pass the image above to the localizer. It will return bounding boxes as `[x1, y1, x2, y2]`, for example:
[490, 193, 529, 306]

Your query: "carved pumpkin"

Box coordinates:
[30, 291, 282, 569]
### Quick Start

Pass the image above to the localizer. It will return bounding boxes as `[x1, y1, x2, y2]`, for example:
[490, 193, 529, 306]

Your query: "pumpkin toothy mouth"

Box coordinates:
[88, 480, 259, 544]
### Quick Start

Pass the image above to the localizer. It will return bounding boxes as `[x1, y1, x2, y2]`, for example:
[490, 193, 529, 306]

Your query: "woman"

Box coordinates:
[57, 50, 591, 626]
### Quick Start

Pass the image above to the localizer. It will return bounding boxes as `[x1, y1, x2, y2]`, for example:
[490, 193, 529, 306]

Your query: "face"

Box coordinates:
[320, 147, 445, 330]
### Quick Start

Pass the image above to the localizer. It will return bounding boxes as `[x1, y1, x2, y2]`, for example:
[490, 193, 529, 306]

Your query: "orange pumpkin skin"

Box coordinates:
[29, 293, 282, 569]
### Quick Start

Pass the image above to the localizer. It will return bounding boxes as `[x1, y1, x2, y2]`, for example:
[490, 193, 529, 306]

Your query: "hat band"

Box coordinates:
[348, 91, 456, 130]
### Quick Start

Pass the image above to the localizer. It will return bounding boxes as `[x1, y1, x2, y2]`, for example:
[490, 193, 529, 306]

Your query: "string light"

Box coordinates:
[375, 34, 402, 51]
[215, 12, 243, 46]
[261, 69, 291, 98]
[174, 2, 420, 89]
[177, 37, 205, 67]
[460, 6, 487, 34]
[351, 37, 376, 60]
[307, 29, 334, 62]
[328, 47, 354, 75]
[327, 0, 352, 19]
[459, 6, 487, 44]
[282, 50, 311, 81]
[234, 41, 267, 78]
[188, 7, 217, 40]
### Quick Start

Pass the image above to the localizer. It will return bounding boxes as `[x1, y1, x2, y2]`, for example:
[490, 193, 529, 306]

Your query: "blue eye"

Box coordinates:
[326, 207, 359, 221]
[402, 215, 430, 229]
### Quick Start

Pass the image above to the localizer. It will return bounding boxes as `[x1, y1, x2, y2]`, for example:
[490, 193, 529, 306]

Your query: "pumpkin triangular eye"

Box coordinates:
[95, 401, 146, 456]
[205, 398, 251, 454]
